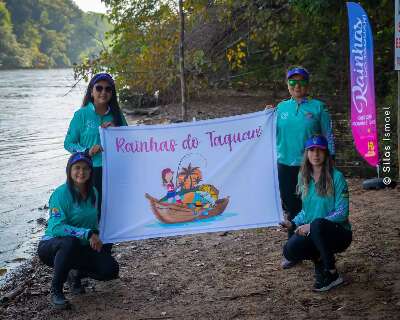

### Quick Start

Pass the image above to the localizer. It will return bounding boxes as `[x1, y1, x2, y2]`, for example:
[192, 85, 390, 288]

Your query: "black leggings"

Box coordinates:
[283, 218, 352, 270]
[92, 166, 103, 218]
[92, 166, 113, 253]
[278, 163, 302, 237]
[37, 236, 119, 293]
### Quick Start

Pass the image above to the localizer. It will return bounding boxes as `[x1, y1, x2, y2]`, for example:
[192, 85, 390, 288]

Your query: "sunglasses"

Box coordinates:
[288, 79, 309, 87]
[94, 85, 113, 93]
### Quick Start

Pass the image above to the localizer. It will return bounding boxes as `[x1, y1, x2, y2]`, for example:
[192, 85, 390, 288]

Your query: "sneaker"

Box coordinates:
[281, 257, 300, 269]
[313, 270, 343, 292]
[67, 269, 85, 295]
[51, 292, 70, 309]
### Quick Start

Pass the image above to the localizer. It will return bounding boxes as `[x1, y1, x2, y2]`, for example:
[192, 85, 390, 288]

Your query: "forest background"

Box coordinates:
[0, 0, 110, 68]
[0, 0, 397, 177]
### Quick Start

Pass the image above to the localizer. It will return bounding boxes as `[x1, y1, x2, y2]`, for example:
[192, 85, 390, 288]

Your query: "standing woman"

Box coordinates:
[281, 135, 352, 292]
[276, 66, 335, 268]
[37, 152, 119, 309]
[64, 73, 127, 217]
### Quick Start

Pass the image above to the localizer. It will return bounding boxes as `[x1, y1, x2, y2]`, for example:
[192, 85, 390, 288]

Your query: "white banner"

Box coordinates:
[99, 109, 282, 243]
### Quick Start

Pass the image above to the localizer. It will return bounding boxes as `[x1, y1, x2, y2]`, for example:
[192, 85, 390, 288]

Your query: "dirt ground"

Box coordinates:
[1, 94, 400, 320]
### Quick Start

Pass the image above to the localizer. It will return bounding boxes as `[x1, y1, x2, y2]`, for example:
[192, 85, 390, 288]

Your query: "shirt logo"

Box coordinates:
[281, 112, 288, 120]
[86, 120, 97, 129]
[50, 208, 61, 218]
[305, 112, 314, 120]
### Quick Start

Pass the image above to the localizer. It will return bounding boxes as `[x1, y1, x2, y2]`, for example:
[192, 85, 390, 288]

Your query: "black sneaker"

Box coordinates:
[51, 292, 70, 309]
[313, 270, 343, 292]
[67, 269, 85, 294]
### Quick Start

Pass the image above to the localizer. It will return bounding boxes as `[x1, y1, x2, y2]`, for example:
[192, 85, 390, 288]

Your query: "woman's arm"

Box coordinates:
[325, 172, 349, 223]
[292, 209, 305, 226]
[46, 190, 94, 241]
[64, 111, 87, 153]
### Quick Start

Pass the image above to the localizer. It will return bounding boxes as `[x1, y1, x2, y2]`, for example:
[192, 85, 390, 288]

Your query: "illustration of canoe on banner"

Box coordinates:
[145, 156, 230, 224]
[144, 193, 229, 224]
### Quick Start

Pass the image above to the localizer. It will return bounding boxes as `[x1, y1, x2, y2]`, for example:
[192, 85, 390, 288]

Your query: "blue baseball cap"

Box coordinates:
[305, 135, 328, 150]
[67, 152, 93, 169]
[90, 73, 115, 87]
[287, 67, 309, 80]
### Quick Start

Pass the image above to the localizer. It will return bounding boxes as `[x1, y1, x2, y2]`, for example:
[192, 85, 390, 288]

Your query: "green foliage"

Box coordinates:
[82, 0, 180, 95]
[0, 0, 111, 69]
[288, 0, 338, 14]
[0, 1, 30, 67]
[74, 0, 394, 111]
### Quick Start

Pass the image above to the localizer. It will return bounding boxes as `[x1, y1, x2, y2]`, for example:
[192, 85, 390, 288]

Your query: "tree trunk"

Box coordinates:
[179, 0, 187, 121]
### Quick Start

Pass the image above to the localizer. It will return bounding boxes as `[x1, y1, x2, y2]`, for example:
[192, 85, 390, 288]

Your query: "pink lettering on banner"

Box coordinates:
[182, 134, 199, 150]
[115, 137, 178, 153]
[116, 137, 126, 152]
[205, 126, 263, 152]
[347, 2, 378, 167]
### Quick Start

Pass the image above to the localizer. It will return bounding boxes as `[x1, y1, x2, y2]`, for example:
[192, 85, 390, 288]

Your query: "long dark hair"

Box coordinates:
[81, 74, 124, 127]
[297, 148, 334, 198]
[66, 156, 96, 206]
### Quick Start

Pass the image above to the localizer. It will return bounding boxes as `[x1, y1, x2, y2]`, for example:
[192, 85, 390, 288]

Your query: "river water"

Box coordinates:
[0, 69, 87, 280]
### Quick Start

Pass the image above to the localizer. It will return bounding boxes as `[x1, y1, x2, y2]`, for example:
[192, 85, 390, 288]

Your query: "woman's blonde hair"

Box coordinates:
[297, 148, 334, 198]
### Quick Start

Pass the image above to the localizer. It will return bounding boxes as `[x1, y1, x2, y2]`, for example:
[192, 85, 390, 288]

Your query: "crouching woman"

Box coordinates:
[280, 135, 352, 292]
[37, 152, 119, 309]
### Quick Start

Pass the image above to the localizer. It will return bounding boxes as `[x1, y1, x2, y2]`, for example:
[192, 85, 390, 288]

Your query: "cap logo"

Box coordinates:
[68, 152, 93, 168]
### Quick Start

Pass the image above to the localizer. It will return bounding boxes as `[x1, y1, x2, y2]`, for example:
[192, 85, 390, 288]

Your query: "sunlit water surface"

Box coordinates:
[0, 69, 87, 282]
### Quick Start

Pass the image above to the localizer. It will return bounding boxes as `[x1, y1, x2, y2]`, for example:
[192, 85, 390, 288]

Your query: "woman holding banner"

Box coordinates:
[64, 73, 127, 219]
[280, 135, 352, 292]
[275, 66, 335, 269]
[37, 152, 119, 309]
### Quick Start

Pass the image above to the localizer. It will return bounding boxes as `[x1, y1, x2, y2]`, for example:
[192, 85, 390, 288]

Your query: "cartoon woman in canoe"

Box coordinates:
[161, 168, 182, 204]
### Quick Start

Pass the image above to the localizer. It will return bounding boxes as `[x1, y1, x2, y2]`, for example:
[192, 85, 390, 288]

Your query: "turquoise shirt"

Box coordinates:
[276, 97, 335, 166]
[293, 169, 351, 230]
[64, 102, 128, 167]
[43, 183, 99, 245]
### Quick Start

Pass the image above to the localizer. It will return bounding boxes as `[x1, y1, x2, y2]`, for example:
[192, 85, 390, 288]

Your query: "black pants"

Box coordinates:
[283, 218, 352, 270]
[37, 236, 119, 293]
[278, 163, 302, 237]
[92, 166, 103, 218]
[92, 166, 113, 253]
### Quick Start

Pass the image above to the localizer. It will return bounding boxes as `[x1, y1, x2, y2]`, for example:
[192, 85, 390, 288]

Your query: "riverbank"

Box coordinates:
[1, 93, 399, 319]
[1, 178, 399, 319]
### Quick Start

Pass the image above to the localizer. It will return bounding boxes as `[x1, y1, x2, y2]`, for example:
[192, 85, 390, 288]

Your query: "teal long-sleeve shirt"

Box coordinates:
[293, 169, 351, 231]
[276, 97, 335, 166]
[43, 183, 99, 245]
[64, 102, 128, 167]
